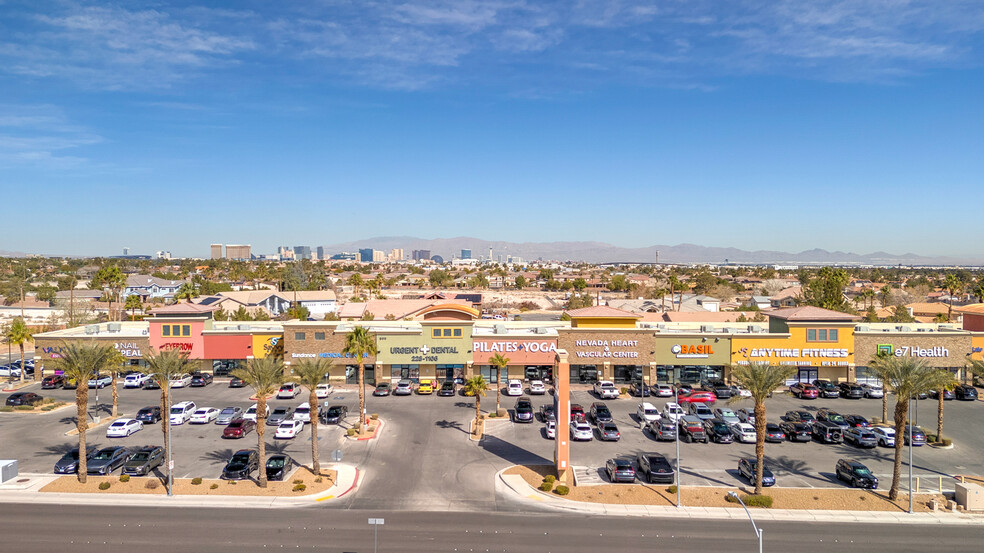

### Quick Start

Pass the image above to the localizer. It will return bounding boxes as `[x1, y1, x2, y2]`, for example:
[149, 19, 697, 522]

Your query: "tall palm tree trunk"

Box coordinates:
[474, 394, 482, 435]
[257, 395, 268, 488]
[889, 399, 908, 500]
[881, 393, 888, 424]
[76, 386, 89, 483]
[111, 371, 119, 417]
[357, 362, 366, 433]
[753, 401, 767, 495]
[19, 343, 26, 383]
[309, 389, 320, 475]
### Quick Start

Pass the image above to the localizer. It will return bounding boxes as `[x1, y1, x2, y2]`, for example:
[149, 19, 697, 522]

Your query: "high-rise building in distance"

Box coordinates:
[461, 249, 472, 259]
[210, 244, 223, 259]
[412, 249, 431, 261]
[316, 246, 324, 260]
[225, 244, 251, 260]
[359, 248, 374, 262]
[389, 248, 404, 262]
[294, 246, 311, 260]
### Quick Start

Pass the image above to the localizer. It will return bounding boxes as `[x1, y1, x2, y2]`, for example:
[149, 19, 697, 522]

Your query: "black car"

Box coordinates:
[539, 404, 556, 423]
[738, 458, 775, 487]
[136, 406, 162, 424]
[606, 458, 636, 483]
[629, 382, 650, 397]
[839, 382, 865, 399]
[320, 405, 348, 424]
[87, 446, 132, 475]
[812, 379, 841, 398]
[143, 378, 161, 390]
[764, 423, 785, 443]
[266, 454, 295, 481]
[53, 445, 96, 474]
[844, 415, 870, 428]
[704, 418, 734, 444]
[816, 408, 850, 430]
[6, 392, 43, 406]
[41, 375, 65, 389]
[513, 397, 535, 423]
[636, 452, 675, 484]
[703, 380, 732, 400]
[589, 402, 613, 424]
[674, 383, 695, 396]
[780, 421, 812, 442]
[438, 381, 456, 396]
[955, 384, 979, 400]
[783, 410, 816, 427]
[836, 459, 878, 489]
[190, 373, 213, 387]
[929, 388, 956, 401]
[229, 376, 246, 388]
[122, 446, 165, 476]
[222, 449, 259, 480]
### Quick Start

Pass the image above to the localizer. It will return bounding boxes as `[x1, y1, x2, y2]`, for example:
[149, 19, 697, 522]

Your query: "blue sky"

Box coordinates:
[2, 1, 983, 258]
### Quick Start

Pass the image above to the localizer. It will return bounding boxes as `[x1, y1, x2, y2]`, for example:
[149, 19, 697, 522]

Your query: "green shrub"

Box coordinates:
[292, 479, 304, 485]
[210, 483, 219, 490]
[41, 404, 57, 411]
[15, 405, 34, 411]
[346, 428, 357, 437]
[539, 482, 553, 492]
[292, 484, 307, 492]
[314, 477, 323, 483]
[119, 474, 130, 483]
[666, 485, 678, 494]
[98, 482, 111, 490]
[726, 493, 773, 508]
[543, 475, 556, 484]
[554, 485, 570, 496]
[370, 413, 379, 420]
[191, 477, 203, 485]
[228, 480, 237, 485]
[620, 387, 629, 395]
[42, 397, 56, 404]
[488, 412, 497, 418]
[0, 406, 13, 412]
[144, 479, 159, 489]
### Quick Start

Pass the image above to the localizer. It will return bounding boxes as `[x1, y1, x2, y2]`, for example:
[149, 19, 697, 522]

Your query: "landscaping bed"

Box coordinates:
[40, 467, 336, 496]
[0, 400, 70, 414]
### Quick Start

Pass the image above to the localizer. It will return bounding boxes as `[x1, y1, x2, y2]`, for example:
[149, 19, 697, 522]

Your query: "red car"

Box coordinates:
[570, 404, 586, 422]
[222, 418, 256, 439]
[677, 391, 717, 404]
[789, 382, 819, 399]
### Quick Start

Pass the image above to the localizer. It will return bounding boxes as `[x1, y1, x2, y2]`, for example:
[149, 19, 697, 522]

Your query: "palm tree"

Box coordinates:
[464, 375, 488, 436]
[943, 273, 963, 322]
[728, 362, 796, 494]
[292, 358, 333, 475]
[6, 317, 33, 382]
[144, 348, 197, 491]
[488, 353, 509, 415]
[231, 357, 284, 488]
[51, 341, 118, 483]
[869, 351, 893, 423]
[934, 370, 960, 443]
[174, 283, 197, 304]
[124, 295, 142, 321]
[342, 326, 377, 434]
[668, 275, 683, 311]
[109, 349, 125, 417]
[870, 356, 955, 500]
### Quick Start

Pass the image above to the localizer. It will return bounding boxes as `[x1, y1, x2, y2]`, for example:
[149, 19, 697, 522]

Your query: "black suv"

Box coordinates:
[222, 449, 259, 480]
[438, 381, 456, 396]
[816, 408, 850, 430]
[136, 406, 162, 423]
[836, 459, 878, 489]
[320, 405, 348, 424]
[703, 380, 732, 400]
[190, 373, 213, 387]
[839, 382, 864, 399]
[955, 384, 979, 400]
[636, 453, 675, 484]
[629, 382, 650, 397]
[513, 397, 534, 423]
[704, 418, 734, 444]
[812, 379, 841, 398]
[590, 402, 613, 424]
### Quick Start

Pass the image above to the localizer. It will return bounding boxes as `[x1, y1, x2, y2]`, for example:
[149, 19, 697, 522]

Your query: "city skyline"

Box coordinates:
[2, 1, 983, 258]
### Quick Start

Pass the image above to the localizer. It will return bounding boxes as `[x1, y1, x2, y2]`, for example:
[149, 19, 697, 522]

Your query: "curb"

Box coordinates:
[353, 419, 384, 441]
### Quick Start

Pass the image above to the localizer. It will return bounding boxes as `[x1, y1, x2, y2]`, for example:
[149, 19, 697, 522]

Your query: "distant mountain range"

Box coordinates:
[323, 236, 982, 266]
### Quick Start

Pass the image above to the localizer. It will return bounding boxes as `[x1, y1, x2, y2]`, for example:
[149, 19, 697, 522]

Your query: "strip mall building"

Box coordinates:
[33, 304, 984, 384]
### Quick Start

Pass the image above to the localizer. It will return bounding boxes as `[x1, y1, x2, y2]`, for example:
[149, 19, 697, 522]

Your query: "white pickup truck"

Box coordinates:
[593, 380, 619, 399]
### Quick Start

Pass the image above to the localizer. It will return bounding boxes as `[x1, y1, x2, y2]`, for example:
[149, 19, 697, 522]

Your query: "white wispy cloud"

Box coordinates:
[0, 104, 101, 168]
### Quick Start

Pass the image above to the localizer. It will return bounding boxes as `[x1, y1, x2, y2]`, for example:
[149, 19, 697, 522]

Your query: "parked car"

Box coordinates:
[636, 452, 675, 484]
[590, 402, 613, 424]
[677, 391, 717, 405]
[738, 458, 775, 487]
[53, 445, 96, 474]
[730, 422, 757, 443]
[862, 383, 884, 398]
[438, 381, 456, 396]
[229, 376, 246, 388]
[242, 404, 269, 422]
[789, 382, 819, 399]
[594, 380, 620, 399]
[839, 382, 865, 399]
[730, 385, 753, 398]
[122, 446, 164, 476]
[597, 421, 621, 441]
[606, 458, 636, 483]
[704, 418, 734, 444]
[215, 406, 244, 425]
[911, 391, 929, 400]
[735, 408, 755, 424]
[844, 415, 870, 428]
[678, 415, 708, 443]
[783, 410, 816, 427]
[88, 374, 112, 389]
[135, 406, 161, 424]
[703, 380, 732, 400]
[266, 454, 295, 481]
[713, 408, 739, 426]
[168, 401, 197, 425]
[394, 380, 413, 396]
[87, 446, 131, 475]
[929, 388, 956, 401]
[628, 382, 650, 397]
[903, 425, 927, 446]
[539, 404, 556, 423]
[514, 397, 535, 423]
[780, 421, 812, 442]
[570, 404, 586, 422]
[417, 379, 436, 394]
[222, 418, 256, 438]
[765, 423, 785, 443]
[570, 420, 593, 441]
[544, 421, 556, 439]
[41, 375, 66, 389]
[648, 419, 677, 441]
[277, 382, 299, 399]
[635, 401, 658, 423]
[674, 383, 695, 395]
[871, 426, 896, 447]
[836, 458, 878, 489]
[688, 402, 715, 421]
[505, 379, 524, 396]
[190, 372, 213, 387]
[62, 378, 79, 390]
[663, 402, 685, 423]
[143, 377, 161, 390]
[5, 392, 43, 406]
[816, 408, 850, 430]
[373, 382, 392, 396]
[844, 426, 878, 448]
[169, 374, 192, 388]
[275, 419, 305, 439]
[320, 404, 348, 424]
[121, 373, 148, 388]
[222, 449, 259, 480]
[106, 418, 143, 438]
[293, 403, 312, 423]
[528, 380, 547, 395]
[316, 383, 334, 398]
[955, 384, 979, 401]
[267, 406, 294, 426]
[812, 379, 841, 398]
[812, 420, 844, 444]
[652, 384, 675, 397]
[189, 407, 220, 424]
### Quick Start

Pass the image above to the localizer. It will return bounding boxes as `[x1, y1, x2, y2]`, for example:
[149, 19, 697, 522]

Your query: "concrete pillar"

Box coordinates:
[602, 361, 611, 380]
[554, 349, 571, 484]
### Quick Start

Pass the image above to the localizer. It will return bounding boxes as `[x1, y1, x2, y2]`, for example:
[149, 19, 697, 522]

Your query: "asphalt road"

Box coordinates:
[0, 503, 978, 553]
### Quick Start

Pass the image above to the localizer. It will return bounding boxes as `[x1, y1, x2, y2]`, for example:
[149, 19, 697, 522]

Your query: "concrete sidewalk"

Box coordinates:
[0, 464, 360, 508]
[496, 470, 984, 526]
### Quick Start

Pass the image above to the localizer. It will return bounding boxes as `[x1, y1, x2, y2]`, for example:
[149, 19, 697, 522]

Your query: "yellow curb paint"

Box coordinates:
[316, 495, 335, 502]
[527, 495, 544, 502]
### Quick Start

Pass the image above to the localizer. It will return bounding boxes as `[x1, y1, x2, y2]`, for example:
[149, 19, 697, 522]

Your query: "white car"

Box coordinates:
[731, 422, 757, 443]
[714, 408, 740, 425]
[871, 426, 896, 447]
[315, 383, 333, 399]
[88, 375, 112, 388]
[528, 380, 547, 395]
[106, 418, 143, 438]
[732, 386, 753, 398]
[570, 420, 593, 441]
[863, 383, 885, 398]
[293, 402, 312, 423]
[653, 384, 675, 398]
[169, 374, 192, 388]
[663, 402, 685, 423]
[593, 380, 619, 399]
[275, 419, 305, 439]
[545, 421, 556, 439]
[242, 404, 269, 422]
[123, 373, 149, 388]
[189, 407, 220, 424]
[636, 402, 661, 423]
[505, 379, 524, 396]
[277, 382, 299, 399]
[169, 401, 197, 425]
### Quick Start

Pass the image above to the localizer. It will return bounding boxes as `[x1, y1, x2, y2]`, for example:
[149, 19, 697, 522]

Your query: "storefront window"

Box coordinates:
[613, 365, 641, 383]
[390, 364, 420, 381]
[436, 364, 464, 382]
[524, 366, 552, 382]
[571, 364, 599, 384]
[345, 364, 375, 385]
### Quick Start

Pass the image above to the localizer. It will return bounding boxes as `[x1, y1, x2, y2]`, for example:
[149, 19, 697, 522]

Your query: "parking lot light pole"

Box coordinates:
[728, 491, 763, 553]
[368, 518, 384, 553]
[675, 387, 681, 508]
[166, 381, 173, 497]
[908, 396, 913, 514]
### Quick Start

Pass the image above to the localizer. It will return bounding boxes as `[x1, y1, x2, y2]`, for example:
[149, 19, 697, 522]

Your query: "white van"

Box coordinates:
[169, 401, 197, 425]
[123, 373, 149, 388]
[636, 402, 660, 423]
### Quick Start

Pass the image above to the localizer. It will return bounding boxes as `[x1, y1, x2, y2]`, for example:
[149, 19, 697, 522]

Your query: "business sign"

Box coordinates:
[291, 352, 370, 360]
[671, 344, 714, 359]
[573, 339, 640, 359]
[877, 344, 950, 358]
[160, 342, 193, 352]
[114, 342, 143, 358]
[734, 346, 850, 367]
[377, 334, 470, 364]
[472, 339, 558, 364]
[40, 345, 65, 359]
[252, 334, 284, 359]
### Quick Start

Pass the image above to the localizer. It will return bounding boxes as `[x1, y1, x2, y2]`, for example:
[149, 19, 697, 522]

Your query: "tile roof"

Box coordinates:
[769, 286, 802, 301]
[150, 302, 220, 315]
[956, 303, 984, 314]
[766, 306, 861, 322]
[565, 306, 642, 318]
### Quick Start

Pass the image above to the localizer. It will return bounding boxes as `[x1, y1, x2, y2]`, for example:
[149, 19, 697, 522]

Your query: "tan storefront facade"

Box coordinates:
[855, 332, 973, 380]
[284, 323, 376, 384]
[652, 335, 732, 384]
[558, 329, 655, 383]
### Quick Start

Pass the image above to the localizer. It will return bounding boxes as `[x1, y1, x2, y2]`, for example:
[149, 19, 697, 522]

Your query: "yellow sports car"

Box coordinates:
[417, 379, 435, 394]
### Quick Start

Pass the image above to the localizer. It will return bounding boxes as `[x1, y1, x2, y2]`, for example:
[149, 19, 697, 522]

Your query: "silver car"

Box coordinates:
[215, 406, 244, 425]
[648, 420, 677, 441]
[394, 380, 413, 396]
[844, 427, 878, 448]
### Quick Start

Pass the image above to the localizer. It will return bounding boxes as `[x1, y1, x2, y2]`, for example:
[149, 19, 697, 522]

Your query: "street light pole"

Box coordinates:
[675, 386, 681, 508]
[908, 396, 913, 514]
[368, 518, 384, 553]
[166, 382, 173, 497]
[728, 491, 763, 553]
